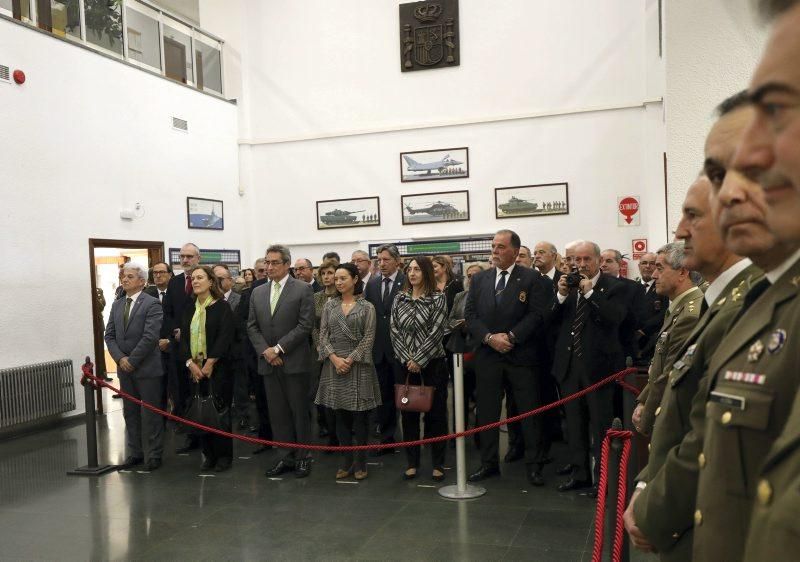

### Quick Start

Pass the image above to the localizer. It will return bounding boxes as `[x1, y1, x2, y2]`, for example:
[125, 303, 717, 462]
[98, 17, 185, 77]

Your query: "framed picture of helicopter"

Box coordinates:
[316, 196, 381, 230]
[399, 147, 469, 182]
[401, 190, 470, 225]
[494, 182, 570, 219]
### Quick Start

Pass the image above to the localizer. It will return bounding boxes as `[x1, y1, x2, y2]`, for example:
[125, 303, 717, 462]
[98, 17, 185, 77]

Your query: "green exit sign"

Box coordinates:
[406, 242, 461, 254]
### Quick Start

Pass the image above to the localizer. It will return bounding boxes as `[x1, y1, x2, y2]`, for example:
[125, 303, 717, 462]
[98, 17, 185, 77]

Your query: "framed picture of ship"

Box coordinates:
[401, 190, 470, 225]
[400, 147, 469, 182]
[494, 183, 569, 219]
[187, 197, 224, 230]
[316, 196, 381, 230]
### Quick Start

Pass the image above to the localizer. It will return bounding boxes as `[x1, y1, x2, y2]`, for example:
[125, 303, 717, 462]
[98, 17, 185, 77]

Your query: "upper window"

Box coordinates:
[194, 32, 222, 95]
[84, 0, 123, 55]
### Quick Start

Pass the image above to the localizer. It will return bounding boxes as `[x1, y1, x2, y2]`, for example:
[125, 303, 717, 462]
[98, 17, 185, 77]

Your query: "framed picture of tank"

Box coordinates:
[494, 182, 570, 219]
[187, 197, 224, 230]
[399, 147, 469, 182]
[316, 196, 381, 230]
[401, 190, 470, 225]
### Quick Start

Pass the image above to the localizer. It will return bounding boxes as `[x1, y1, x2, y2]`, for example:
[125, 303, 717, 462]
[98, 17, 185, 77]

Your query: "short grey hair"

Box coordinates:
[536, 241, 557, 254]
[266, 244, 291, 264]
[576, 241, 601, 257]
[122, 263, 147, 281]
[254, 258, 266, 268]
[657, 242, 687, 270]
[352, 250, 369, 260]
[376, 244, 400, 260]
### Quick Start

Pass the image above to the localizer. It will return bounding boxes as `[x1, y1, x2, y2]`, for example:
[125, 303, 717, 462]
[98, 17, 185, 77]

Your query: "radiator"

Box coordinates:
[0, 360, 76, 430]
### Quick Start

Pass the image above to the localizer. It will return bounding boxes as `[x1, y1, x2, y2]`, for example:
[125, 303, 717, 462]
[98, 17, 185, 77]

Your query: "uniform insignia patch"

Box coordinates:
[731, 288, 742, 302]
[654, 300, 662, 311]
[747, 340, 765, 363]
[791, 276, 800, 288]
[519, 291, 527, 303]
[684, 343, 697, 360]
[767, 329, 786, 354]
[672, 360, 685, 370]
[717, 297, 726, 306]
[723, 370, 766, 386]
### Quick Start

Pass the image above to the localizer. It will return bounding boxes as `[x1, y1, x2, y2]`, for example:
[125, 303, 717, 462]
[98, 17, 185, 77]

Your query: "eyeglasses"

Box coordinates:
[295, 266, 310, 271]
[264, 260, 285, 266]
[153, 270, 169, 275]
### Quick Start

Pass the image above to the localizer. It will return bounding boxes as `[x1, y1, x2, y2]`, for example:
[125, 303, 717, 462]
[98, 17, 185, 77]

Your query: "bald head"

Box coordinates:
[533, 241, 557, 273]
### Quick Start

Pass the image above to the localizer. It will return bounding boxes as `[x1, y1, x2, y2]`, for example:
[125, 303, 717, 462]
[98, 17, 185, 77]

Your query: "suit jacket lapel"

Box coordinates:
[271, 278, 290, 317]
[264, 283, 273, 321]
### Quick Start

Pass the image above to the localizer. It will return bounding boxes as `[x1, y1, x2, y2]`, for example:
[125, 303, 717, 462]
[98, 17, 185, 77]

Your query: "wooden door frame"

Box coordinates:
[89, 238, 164, 414]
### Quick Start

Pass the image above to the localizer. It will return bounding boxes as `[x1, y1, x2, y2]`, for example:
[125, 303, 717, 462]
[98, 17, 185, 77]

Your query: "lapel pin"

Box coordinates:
[519, 291, 527, 303]
[747, 340, 765, 363]
[767, 329, 787, 354]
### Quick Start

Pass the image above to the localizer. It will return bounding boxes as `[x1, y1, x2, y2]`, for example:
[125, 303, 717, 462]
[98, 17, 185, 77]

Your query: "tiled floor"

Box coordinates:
[0, 389, 644, 561]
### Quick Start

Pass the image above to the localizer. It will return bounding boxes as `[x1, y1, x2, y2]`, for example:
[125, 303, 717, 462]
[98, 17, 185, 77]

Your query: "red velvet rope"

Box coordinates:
[80, 367, 638, 451]
[591, 429, 634, 562]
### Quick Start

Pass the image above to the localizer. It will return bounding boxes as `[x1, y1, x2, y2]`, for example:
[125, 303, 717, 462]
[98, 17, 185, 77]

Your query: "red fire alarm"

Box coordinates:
[13, 70, 25, 85]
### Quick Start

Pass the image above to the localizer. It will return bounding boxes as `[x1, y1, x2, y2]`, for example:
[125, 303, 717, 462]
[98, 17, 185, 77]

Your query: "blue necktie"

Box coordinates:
[495, 271, 508, 305]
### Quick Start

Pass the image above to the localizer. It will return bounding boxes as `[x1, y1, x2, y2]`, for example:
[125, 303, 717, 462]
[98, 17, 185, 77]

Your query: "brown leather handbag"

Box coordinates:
[394, 373, 435, 413]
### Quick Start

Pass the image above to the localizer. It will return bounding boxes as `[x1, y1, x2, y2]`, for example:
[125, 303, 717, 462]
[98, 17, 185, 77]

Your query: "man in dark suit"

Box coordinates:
[635, 252, 669, 365]
[601, 249, 646, 363]
[161, 243, 201, 453]
[465, 230, 550, 485]
[553, 241, 626, 493]
[363, 243, 406, 451]
[294, 258, 322, 293]
[214, 264, 249, 431]
[247, 244, 315, 478]
[144, 261, 172, 409]
[533, 241, 561, 292]
[105, 263, 164, 471]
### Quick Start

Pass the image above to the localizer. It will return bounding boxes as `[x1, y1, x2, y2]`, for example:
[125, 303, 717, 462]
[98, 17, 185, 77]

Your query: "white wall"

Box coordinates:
[0, 19, 242, 414]
[237, 0, 668, 268]
[664, 0, 767, 230]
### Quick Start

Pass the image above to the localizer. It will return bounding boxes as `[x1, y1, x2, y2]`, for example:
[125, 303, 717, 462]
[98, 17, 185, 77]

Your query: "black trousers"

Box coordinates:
[561, 358, 614, 483]
[475, 357, 545, 468]
[263, 368, 311, 462]
[244, 345, 272, 440]
[335, 409, 369, 469]
[198, 364, 233, 462]
[373, 357, 402, 443]
[397, 358, 448, 469]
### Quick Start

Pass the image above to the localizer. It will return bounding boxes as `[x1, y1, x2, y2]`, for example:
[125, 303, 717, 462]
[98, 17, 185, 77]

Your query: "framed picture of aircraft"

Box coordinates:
[494, 183, 570, 219]
[316, 196, 381, 230]
[187, 197, 224, 230]
[401, 190, 470, 225]
[400, 147, 469, 182]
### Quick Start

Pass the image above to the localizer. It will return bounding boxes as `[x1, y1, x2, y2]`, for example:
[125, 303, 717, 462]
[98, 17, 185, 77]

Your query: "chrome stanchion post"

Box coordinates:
[68, 356, 116, 476]
[439, 353, 486, 499]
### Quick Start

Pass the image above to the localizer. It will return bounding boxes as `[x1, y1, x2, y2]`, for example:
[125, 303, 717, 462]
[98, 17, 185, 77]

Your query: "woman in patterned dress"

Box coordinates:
[391, 256, 449, 481]
[315, 263, 380, 480]
[312, 259, 339, 446]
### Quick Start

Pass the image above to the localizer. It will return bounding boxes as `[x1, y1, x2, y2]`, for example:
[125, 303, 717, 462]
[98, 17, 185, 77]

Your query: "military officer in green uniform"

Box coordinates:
[634, 242, 704, 436]
[624, 93, 765, 559]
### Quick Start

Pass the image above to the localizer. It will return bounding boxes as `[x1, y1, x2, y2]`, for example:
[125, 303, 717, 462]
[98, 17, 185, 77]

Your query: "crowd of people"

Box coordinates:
[103, 1, 800, 559]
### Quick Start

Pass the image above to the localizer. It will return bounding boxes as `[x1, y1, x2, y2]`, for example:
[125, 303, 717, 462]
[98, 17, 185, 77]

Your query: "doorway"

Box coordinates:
[89, 238, 164, 413]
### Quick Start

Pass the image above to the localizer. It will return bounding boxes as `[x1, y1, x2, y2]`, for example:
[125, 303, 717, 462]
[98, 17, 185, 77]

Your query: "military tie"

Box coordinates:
[123, 297, 133, 329]
[571, 292, 588, 357]
[495, 270, 508, 305]
[382, 277, 393, 311]
[270, 281, 281, 314]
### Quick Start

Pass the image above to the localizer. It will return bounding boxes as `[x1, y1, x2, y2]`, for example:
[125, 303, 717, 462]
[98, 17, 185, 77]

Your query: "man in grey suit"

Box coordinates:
[247, 244, 315, 478]
[104, 263, 165, 471]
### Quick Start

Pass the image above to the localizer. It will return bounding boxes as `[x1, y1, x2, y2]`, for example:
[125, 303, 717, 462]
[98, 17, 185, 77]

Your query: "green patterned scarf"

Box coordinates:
[190, 295, 214, 361]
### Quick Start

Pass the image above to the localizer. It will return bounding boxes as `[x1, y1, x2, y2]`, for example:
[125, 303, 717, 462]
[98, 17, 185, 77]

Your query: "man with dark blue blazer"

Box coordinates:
[363, 243, 406, 451]
[465, 230, 550, 485]
[105, 263, 164, 471]
[553, 241, 626, 494]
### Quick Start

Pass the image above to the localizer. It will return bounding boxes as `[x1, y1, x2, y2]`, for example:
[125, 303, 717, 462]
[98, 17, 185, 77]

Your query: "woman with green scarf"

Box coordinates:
[180, 265, 236, 472]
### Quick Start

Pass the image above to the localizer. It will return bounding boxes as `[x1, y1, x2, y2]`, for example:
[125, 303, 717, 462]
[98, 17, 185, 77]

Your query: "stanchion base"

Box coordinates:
[438, 484, 487, 500]
[67, 464, 117, 477]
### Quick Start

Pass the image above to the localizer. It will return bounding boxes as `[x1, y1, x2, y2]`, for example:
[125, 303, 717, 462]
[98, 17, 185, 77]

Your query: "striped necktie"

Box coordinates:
[571, 293, 588, 357]
[270, 281, 281, 314]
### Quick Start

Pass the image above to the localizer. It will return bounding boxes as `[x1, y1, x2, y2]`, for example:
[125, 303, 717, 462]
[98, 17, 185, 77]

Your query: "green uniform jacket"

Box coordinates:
[637, 286, 704, 435]
[743, 389, 800, 561]
[693, 257, 800, 562]
[633, 263, 762, 560]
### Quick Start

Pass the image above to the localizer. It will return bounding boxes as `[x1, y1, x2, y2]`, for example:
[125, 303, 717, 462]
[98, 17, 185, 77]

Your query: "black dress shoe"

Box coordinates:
[200, 457, 216, 471]
[118, 456, 144, 470]
[238, 418, 249, 430]
[294, 458, 311, 478]
[468, 465, 500, 482]
[215, 458, 232, 472]
[252, 445, 273, 455]
[556, 463, 575, 476]
[586, 486, 598, 499]
[527, 469, 545, 487]
[145, 458, 162, 471]
[504, 447, 524, 463]
[112, 394, 122, 399]
[557, 478, 593, 492]
[265, 459, 295, 477]
[542, 455, 554, 465]
[373, 424, 382, 438]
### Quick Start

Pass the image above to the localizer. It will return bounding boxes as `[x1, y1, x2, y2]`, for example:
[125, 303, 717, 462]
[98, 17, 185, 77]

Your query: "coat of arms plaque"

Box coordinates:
[399, 1, 460, 72]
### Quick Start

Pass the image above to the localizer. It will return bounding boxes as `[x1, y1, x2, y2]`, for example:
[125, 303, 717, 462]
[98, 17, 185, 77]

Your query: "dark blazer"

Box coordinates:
[551, 273, 627, 383]
[616, 276, 646, 362]
[364, 271, 406, 363]
[639, 282, 669, 359]
[179, 298, 235, 362]
[311, 279, 323, 293]
[144, 285, 169, 303]
[104, 292, 163, 378]
[161, 272, 191, 339]
[464, 265, 549, 367]
[247, 276, 314, 375]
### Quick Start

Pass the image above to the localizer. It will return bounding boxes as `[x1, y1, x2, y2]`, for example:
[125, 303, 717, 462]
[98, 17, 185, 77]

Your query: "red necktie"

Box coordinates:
[185, 275, 192, 295]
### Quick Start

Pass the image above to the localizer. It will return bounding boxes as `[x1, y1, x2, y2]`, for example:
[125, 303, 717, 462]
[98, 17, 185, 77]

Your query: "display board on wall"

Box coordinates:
[168, 248, 242, 276]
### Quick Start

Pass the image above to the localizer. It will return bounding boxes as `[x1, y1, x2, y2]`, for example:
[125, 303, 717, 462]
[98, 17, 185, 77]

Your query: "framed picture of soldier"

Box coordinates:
[400, 147, 469, 182]
[316, 196, 381, 230]
[187, 197, 224, 230]
[494, 183, 569, 219]
[401, 190, 469, 225]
